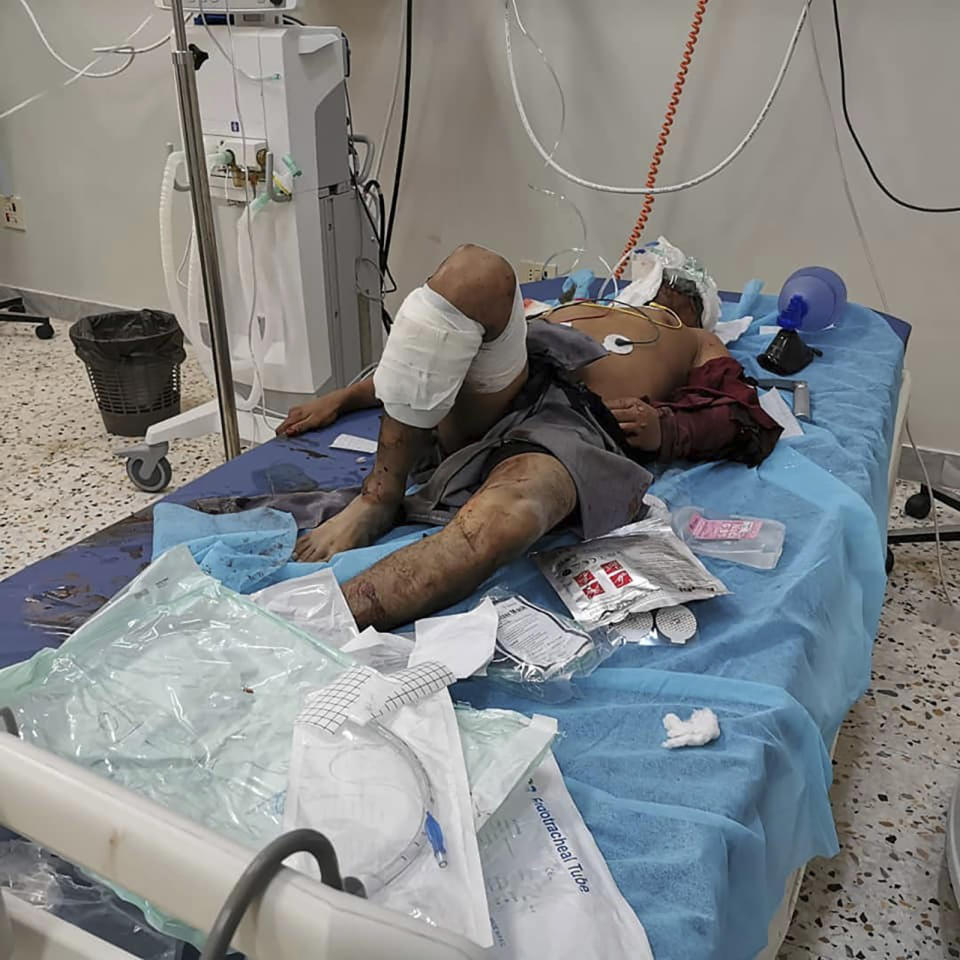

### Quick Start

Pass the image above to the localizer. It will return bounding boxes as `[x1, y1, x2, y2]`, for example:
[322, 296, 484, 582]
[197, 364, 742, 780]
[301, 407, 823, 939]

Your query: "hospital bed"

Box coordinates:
[0, 279, 909, 960]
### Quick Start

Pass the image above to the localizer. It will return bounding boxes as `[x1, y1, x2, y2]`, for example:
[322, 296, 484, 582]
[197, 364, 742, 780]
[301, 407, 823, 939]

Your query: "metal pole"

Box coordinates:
[169, 0, 242, 460]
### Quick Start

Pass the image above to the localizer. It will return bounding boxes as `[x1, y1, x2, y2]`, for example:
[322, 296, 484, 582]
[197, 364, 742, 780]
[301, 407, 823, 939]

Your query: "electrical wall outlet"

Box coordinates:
[519, 260, 559, 284]
[1, 196, 25, 231]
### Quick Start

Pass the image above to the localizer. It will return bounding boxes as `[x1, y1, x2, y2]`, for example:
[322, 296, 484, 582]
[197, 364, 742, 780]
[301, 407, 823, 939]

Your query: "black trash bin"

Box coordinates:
[69, 310, 186, 437]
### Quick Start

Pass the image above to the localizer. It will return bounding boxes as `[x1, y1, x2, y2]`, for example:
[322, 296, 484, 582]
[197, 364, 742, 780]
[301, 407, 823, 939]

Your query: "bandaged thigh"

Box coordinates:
[374, 283, 527, 429]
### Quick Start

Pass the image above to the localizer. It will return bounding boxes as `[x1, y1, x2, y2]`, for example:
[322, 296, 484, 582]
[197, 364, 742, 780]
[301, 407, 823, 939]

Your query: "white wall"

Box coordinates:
[2, 0, 958, 449]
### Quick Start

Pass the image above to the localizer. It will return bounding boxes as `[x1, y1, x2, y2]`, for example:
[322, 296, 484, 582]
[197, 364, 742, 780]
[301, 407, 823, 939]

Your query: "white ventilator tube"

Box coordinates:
[160, 149, 228, 384]
[161, 150, 273, 413]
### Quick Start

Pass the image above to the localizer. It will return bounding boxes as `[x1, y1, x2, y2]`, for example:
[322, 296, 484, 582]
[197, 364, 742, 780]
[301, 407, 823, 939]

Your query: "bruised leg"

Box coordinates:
[342, 453, 576, 630]
[295, 244, 527, 562]
[294, 414, 428, 561]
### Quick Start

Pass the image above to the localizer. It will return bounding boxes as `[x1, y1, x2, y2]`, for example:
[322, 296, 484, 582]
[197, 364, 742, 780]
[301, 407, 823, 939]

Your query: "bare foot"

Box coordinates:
[293, 495, 398, 562]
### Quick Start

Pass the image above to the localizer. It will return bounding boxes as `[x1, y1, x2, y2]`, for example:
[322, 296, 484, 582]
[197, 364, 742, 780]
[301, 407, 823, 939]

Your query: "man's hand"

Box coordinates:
[276, 393, 343, 437]
[607, 397, 662, 452]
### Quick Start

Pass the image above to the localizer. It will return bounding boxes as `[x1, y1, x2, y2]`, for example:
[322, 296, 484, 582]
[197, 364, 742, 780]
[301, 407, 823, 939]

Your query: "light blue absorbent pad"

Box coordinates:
[134, 293, 902, 960]
[309, 293, 904, 960]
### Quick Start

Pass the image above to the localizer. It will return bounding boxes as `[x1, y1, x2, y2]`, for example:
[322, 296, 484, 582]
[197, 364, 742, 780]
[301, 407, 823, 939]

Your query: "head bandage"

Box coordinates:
[374, 282, 527, 429]
[625, 236, 722, 331]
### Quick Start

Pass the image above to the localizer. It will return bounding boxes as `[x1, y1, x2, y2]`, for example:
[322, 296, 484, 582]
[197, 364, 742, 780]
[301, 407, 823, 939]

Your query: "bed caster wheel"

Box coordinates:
[35, 322, 54, 340]
[905, 487, 932, 519]
[125, 455, 172, 493]
[886, 547, 894, 574]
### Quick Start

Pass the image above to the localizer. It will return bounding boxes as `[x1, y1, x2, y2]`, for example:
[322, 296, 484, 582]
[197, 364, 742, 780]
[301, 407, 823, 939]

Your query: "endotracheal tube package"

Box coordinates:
[479, 752, 654, 960]
[284, 679, 491, 946]
[535, 516, 729, 627]
[484, 588, 621, 701]
[671, 505, 786, 570]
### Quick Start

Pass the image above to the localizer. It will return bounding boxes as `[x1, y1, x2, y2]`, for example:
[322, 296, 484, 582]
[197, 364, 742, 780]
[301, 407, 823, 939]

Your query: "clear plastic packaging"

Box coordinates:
[478, 752, 654, 960]
[0, 546, 353, 945]
[454, 704, 557, 829]
[252, 568, 361, 646]
[0, 841, 178, 960]
[671, 506, 785, 570]
[284, 691, 492, 946]
[534, 516, 729, 628]
[484, 589, 621, 701]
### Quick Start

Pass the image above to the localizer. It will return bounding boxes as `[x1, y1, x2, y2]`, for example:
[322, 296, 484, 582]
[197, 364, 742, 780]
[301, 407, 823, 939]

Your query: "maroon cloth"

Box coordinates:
[651, 356, 782, 466]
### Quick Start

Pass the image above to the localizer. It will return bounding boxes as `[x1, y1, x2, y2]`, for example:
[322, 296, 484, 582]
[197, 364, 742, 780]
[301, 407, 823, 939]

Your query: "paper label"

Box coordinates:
[493, 596, 592, 668]
[688, 513, 762, 541]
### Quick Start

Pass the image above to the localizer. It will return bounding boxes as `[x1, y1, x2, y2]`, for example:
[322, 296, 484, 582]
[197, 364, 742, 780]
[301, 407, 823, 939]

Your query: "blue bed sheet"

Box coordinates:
[0, 286, 904, 960]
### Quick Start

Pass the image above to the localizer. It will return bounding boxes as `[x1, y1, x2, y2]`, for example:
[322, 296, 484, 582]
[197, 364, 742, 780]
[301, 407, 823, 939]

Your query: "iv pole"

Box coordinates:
[168, 0, 242, 460]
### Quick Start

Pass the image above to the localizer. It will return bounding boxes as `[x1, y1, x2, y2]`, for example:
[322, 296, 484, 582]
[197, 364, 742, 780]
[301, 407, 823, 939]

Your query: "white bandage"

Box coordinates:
[463, 283, 527, 392]
[374, 282, 527, 429]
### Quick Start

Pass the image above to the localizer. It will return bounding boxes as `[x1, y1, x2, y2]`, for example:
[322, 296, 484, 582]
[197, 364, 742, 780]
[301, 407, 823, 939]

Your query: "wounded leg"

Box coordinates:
[342, 453, 576, 630]
[294, 414, 429, 562]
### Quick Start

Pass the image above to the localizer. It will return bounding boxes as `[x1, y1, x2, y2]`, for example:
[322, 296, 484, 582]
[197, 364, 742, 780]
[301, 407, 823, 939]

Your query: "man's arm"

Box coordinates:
[276, 376, 380, 437]
[609, 339, 782, 466]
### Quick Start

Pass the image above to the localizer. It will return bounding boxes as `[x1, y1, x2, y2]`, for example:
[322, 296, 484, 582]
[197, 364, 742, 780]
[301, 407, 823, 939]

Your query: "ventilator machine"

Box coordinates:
[120, 0, 383, 490]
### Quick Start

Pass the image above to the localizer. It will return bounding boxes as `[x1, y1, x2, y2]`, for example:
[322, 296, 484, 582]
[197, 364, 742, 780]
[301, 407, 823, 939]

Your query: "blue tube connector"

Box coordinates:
[425, 811, 447, 868]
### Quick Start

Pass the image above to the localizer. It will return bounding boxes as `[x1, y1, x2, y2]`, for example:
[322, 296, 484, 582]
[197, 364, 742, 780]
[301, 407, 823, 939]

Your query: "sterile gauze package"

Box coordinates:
[479, 751, 654, 960]
[483, 589, 621, 700]
[534, 516, 729, 627]
[284, 679, 492, 947]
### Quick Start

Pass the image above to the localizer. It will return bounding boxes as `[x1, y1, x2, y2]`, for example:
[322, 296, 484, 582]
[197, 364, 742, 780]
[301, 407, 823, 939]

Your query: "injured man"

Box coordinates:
[277, 243, 781, 630]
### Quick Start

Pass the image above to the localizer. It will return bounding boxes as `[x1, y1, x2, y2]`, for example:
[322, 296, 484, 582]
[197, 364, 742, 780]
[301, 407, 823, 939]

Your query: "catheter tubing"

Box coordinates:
[504, 0, 812, 195]
[160, 151, 228, 384]
[160, 150, 188, 324]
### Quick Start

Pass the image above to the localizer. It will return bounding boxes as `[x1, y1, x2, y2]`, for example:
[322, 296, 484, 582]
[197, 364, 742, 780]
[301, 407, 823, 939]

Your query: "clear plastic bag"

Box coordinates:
[252, 568, 361, 647]
[534, 516, 729, 628]
[484, 589, 621, 701]
[454, 704, 557, 829]
[0, 546, 353, 945]
[284, 693, 491, 947]
[671, 506, 785, 570]
[0, 841, 178, 959]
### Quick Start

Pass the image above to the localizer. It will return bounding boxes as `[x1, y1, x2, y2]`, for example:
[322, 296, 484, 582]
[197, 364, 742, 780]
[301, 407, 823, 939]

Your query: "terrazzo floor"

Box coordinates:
[2, 317, 959, 958]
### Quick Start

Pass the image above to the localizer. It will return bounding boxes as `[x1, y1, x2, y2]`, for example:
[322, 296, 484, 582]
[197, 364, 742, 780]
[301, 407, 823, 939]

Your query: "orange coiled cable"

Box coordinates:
[614, 0, 711, 280]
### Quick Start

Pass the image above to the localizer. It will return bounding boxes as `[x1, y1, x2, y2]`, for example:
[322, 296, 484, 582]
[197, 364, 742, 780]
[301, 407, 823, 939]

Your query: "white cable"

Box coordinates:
[375, 0, 408, 181]
[504, 0, 812, 195]
[906, 421, 956, 608]
[195, 3, 279, 83]
[220, 0, 271, 431]
[809, 22, 953, 606]
[3, 14, 174, 120]
[597, 249, 634, 302]
[17, 0, 140, 79]
[92, 28, 180, 57]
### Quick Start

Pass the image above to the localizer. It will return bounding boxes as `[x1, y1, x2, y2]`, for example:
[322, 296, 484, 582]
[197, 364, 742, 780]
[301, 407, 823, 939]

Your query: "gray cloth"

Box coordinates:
[403, 320, 653, 539]
[191, 489, 359, 529]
